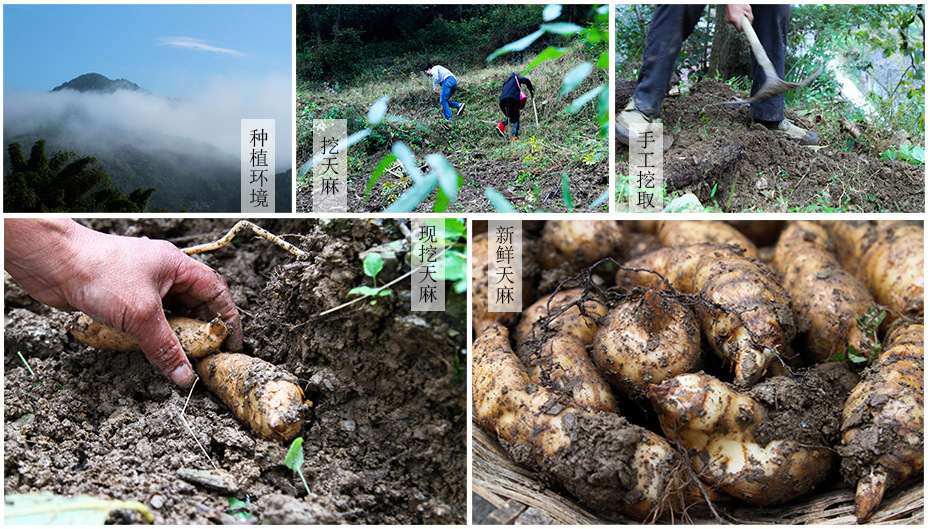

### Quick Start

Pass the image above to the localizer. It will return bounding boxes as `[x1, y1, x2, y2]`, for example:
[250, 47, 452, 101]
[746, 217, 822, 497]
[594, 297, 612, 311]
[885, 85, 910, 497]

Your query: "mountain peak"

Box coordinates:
[52, 73, 142, 93]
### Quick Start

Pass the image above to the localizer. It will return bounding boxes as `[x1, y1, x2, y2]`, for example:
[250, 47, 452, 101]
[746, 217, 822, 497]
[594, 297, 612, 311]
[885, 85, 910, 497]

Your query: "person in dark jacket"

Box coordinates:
[496, 74, 535, 140]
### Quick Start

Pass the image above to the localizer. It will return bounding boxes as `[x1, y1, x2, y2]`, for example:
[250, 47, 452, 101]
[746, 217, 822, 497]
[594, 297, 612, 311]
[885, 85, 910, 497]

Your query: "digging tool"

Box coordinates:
[731, 14, 822, 104]
[532, 96, 539, 129]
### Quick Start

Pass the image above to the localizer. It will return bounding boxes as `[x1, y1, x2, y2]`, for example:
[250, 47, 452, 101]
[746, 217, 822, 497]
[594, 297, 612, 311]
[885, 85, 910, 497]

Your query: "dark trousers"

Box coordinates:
[499, 98, 522, 135]
[633, 4, 790, 122]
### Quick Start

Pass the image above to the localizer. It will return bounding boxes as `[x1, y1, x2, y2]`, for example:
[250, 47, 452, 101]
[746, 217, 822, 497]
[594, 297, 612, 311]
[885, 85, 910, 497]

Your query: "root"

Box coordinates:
[178, 378, 221, 472]
[181, 220, 307, 258]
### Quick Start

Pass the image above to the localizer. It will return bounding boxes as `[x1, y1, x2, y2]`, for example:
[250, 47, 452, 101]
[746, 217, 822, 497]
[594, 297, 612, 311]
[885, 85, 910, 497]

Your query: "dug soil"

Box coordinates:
[617, 79, 924, 212]
[4, 219, 466, 524]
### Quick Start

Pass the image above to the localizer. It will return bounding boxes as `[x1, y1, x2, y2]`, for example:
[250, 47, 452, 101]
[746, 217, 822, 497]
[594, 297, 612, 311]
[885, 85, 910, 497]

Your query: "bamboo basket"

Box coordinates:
[473, 422, 924, 525]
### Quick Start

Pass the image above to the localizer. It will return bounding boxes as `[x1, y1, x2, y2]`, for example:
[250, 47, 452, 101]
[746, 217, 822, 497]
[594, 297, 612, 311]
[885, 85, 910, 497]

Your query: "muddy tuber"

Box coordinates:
[69, 313, 228, 358]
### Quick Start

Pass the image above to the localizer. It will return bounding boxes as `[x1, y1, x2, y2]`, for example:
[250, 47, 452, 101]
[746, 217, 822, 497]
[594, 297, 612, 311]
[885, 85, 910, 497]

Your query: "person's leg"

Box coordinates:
[501, 97, 520, 136]
[632, 5, 707, 117]
[496, 99, 510, 136]
[499, 100, 510, 125]
[447, 78, 463, 111]
[439, 77, 454, 119]
[748, 4, 790, 122]
[509, 99, 522, 137]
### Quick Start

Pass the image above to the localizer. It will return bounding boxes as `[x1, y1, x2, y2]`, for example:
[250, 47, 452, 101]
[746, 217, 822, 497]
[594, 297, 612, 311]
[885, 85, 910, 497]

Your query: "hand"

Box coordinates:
[4, 219, 243, 386]
[724, 4, 753, 28]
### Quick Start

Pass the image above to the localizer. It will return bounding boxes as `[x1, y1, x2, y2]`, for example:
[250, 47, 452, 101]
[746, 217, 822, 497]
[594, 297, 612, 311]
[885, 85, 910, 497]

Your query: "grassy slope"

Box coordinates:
[297, 43, 608, 213]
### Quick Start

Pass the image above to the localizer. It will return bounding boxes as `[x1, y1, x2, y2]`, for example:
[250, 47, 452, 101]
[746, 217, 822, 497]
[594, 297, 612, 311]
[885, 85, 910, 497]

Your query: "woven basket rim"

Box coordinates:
[473, 421, 924, 525]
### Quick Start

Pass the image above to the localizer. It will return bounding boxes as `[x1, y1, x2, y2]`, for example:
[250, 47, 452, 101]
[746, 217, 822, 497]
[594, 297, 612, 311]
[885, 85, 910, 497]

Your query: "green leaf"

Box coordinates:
[367, 96, 389, 126]
[540, 22, 583, 35]
[433, 186, 451, 214]
[385, 173, 438, 213]
[226, 497, 256, 523]
[567, 85, 604, 114]
[342, 129, 371, 150]
[304, 129, 372, 175]
[348, 285, 391, 298]
[444, 218, 466, 241]
[443, 250, 467, 282]
[227, 497, 248, 511]
[587, 189, 609, 210]
[284, 437, 305, 473]
[542, 4, 562, 22]
[484, 187, 517, 212]
[524, 46, 567, 74]
[362, 253, 384, 279]
[487, 29, 545, 62]
[426, 153, 462, 209]
[367, 154, 398, 199]
[560, 62, 593, 95]
[597, 86, 609, 124]
[298, 157, 314, 178]
[392, 142, 423, 180]
[4, 493, 154, 524]
[597, 50, 609, 70]
[561, 173, 574, 212]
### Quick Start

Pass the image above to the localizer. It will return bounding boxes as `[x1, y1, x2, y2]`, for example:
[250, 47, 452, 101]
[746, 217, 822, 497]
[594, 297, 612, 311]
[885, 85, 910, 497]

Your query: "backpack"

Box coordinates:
[515, 75, 527, 109]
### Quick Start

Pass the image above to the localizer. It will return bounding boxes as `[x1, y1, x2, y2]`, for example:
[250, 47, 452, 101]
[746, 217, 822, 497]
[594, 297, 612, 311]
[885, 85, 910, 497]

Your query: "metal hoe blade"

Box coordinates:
[737, 15, 823, 103]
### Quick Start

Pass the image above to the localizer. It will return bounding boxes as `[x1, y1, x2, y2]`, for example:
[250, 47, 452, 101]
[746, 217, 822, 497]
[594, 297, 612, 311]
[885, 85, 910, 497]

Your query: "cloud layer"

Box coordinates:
[4, 74, 292, 170]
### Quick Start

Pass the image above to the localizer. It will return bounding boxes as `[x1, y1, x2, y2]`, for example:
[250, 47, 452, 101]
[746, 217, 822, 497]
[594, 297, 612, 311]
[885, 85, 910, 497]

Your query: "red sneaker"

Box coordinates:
[495, 123, 505, 137]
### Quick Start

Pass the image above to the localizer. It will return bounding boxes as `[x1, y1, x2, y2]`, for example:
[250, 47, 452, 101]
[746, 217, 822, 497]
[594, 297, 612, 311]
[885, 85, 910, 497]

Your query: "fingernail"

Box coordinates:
[170, 364, 196, 387]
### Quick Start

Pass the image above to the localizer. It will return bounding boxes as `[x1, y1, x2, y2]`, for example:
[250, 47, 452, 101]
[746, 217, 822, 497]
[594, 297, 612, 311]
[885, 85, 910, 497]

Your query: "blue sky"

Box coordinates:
[4, 4, 292, 97]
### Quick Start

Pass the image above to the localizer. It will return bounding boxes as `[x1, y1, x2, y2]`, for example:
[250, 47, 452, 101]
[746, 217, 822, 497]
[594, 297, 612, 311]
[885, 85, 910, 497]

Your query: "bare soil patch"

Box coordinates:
[617, 79, 924, 212]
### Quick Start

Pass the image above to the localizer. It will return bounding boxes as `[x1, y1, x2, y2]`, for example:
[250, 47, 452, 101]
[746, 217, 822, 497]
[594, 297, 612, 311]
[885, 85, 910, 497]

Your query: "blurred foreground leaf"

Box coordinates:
[5, 493, 154, 524]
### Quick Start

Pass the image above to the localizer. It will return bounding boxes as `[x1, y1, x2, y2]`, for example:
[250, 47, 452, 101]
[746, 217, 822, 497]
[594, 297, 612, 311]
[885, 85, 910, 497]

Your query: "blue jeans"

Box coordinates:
[440, 76, 462, 120]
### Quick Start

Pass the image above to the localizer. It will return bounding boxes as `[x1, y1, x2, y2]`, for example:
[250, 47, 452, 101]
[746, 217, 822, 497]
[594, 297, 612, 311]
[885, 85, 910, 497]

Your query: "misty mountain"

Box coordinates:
[5, 73, 292, 213]
[51, 73, 143, 94]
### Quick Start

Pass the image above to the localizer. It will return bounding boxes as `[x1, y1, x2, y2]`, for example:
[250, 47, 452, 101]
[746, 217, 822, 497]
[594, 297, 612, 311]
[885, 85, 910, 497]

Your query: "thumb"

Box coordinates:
[135, 316, 196, 387]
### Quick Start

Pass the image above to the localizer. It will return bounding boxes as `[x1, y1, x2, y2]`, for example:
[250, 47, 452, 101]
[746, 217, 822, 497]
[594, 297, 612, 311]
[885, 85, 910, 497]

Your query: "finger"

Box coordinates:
[134, 314, 196, 387]
[168, 258, 243, 352]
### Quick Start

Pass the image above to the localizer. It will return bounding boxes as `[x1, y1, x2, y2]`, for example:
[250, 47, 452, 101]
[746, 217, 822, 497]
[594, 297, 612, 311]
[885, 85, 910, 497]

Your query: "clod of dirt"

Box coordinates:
[256, 493, 343, 524]
[177, 468, 239, 494]
[748, 362, 859, 447]
[4, 308, 71, 366]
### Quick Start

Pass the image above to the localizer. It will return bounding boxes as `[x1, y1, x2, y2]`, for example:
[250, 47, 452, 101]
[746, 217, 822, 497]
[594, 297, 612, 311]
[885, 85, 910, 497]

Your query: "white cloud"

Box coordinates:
[159, 37, 244, 57]
[4, 74, 292, 170]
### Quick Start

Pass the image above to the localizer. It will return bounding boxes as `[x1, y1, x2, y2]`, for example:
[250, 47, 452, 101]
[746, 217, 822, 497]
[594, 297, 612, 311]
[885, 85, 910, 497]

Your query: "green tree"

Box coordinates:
[5, 140, 156, 212]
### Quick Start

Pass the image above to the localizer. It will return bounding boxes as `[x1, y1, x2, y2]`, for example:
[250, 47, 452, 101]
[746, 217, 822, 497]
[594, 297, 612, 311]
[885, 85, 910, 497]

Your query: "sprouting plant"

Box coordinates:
[829, 306, 886, 365]
[348, 253, 392, 303]
[285, 437, 312, 496]
[225, 497, 257, 523]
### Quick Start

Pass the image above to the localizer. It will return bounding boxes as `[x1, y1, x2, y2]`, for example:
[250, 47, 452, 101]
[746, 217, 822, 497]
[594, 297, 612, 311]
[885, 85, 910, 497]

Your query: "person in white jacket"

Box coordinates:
[424, 65, 465, 120]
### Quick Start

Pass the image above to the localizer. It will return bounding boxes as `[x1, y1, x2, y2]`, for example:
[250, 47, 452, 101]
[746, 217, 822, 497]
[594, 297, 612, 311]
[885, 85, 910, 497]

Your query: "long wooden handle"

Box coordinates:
[532, 98, 539, 128]
[739, 14, 777, 78]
